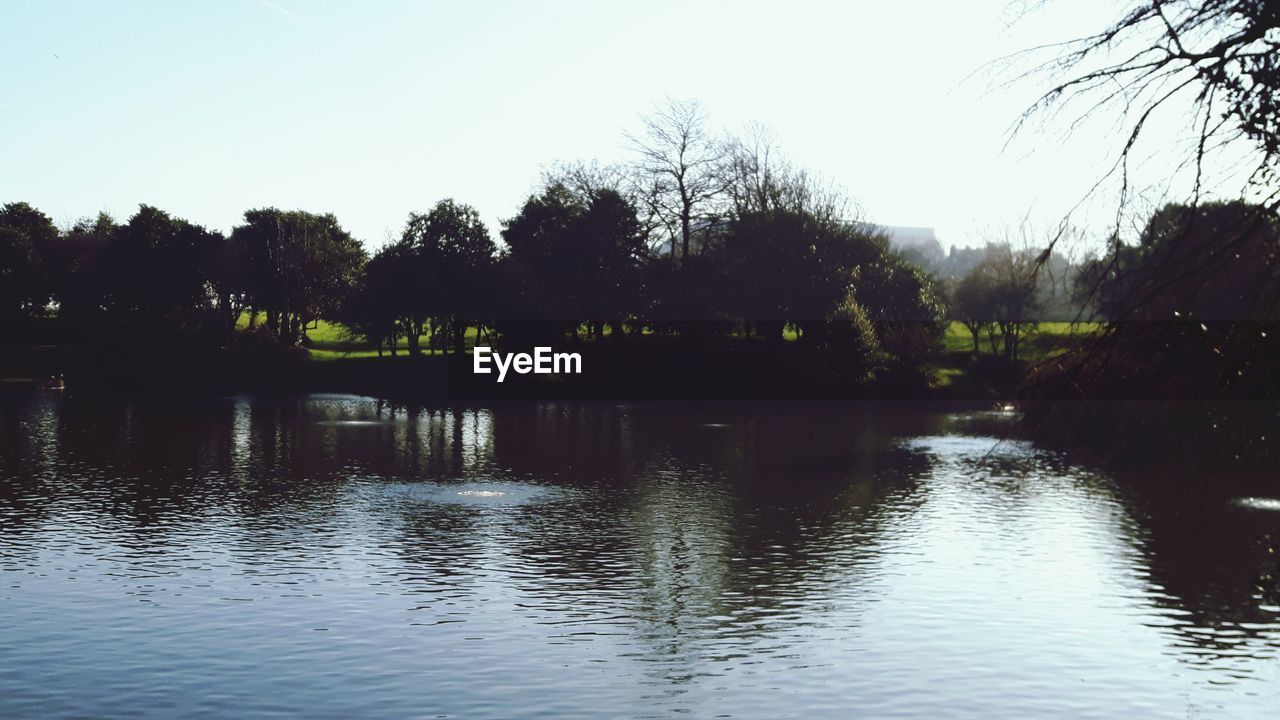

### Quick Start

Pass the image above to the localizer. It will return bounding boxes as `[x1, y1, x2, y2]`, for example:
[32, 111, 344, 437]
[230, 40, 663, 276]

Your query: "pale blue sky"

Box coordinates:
[0, 0, 1217, 250]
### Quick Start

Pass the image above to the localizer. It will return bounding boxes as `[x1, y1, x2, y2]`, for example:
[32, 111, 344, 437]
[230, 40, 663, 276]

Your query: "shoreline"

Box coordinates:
[2, 343, 1015, 404]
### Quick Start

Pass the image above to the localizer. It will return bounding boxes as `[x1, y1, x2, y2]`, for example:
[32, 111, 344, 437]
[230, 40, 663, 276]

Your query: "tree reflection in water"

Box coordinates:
[1, 391, 1277, 718]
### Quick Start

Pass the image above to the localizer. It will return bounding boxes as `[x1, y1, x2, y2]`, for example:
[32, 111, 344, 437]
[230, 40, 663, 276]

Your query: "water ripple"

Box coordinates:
[0, 393, 1277, 718]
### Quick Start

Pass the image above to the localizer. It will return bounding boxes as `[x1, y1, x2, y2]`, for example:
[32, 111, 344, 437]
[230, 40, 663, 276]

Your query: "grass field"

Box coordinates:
[234, 313, 484, 361]
[929, 321, 1101, 397]
[234, 314, 1100, 365]
[942, 321, 1099, 363]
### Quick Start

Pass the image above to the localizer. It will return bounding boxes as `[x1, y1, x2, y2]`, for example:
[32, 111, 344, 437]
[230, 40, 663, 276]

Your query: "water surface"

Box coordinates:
[1, 392, 1277, 718]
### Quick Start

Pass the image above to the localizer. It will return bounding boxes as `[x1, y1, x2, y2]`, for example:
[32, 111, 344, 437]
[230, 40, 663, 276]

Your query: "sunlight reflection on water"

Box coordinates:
[1234, 496, 1280, 511]
[0, 393, 1276, 719]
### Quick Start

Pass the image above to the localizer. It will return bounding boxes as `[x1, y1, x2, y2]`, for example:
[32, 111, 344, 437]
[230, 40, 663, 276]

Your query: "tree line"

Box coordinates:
[0, 202, 365, 348]
[1, 101, 949, 384]
[11, 98, 1261, 387]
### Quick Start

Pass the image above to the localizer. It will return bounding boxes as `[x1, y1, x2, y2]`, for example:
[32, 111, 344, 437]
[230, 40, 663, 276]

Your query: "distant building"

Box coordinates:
[880, 225, 945, 269]
[653, 222, 951, 269]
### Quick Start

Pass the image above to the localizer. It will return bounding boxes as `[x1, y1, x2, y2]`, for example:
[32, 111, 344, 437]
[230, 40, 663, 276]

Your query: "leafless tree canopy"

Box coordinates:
[1020, 0, 1280, 211]
[722, 124, 854, 227]
[625, 99, 729, 261]
[1004, 0, 1280, 334]
[541, 159, 668, 242]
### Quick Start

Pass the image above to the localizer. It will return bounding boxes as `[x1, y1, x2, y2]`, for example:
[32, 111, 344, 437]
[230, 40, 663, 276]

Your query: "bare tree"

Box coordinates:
[541, 159, 629, 201]
[950, 267, 1000, 354]
[541, 159, 666, 242]
[985, 242, 1043, 360]
[626, 99, 728, 262]
[954, 222, 1052, 359]
[1015, 1, 1280, 244]
[722, 123, 853, 226]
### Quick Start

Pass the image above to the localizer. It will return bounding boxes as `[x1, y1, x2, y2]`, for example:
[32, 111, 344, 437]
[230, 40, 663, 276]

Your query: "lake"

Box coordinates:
[1, 392, 1277, 718]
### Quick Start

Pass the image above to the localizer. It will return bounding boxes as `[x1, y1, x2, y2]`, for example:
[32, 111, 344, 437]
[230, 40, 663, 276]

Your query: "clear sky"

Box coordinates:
[0, 0, 1224, 250]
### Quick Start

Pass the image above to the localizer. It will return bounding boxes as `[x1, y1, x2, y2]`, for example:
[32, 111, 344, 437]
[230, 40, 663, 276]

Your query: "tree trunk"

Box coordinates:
[405, 320, 420, 356]
[452, 322, 466, 357]
[680, 204, 692, 261]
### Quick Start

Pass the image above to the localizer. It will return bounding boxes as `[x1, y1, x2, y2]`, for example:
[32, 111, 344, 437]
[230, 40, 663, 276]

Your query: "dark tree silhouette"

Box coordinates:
[1084, 201, 1280, 322]
[498, 182, 648, 341]
[500, 182, 589, 332]
[207, 230, 253, 338]
[97, 205, 226, 337]
[231, 209, 366, 345]
[1027, 201, 1280, 467]
[399, 199, 497, 355]
[51, 212, 116, 334]
[0, 101, 963, 398]
[720, 208, 855, 340]
[0, 202, 59, 326]
[851, 251, 948, 367]
[346, 244, 413, 355]
[707, 200, 946, 370]
[572, 188, 649, 337]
